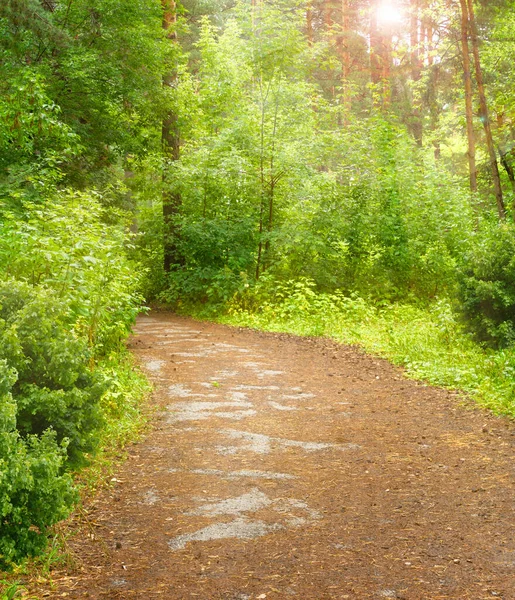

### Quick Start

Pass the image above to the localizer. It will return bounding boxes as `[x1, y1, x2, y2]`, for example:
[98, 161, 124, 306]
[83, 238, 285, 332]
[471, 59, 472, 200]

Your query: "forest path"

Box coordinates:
[39, 313, 515, 599]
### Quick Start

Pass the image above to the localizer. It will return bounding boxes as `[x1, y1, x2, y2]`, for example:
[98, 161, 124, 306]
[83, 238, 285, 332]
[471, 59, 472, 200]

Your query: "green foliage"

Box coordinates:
[0, 184, 146, 564]
[154, 6, 474, 311]
[0, 360, 76, 569]
[158, 0, 515, 364]
[0, 192, 143, 355]
[0, 206, 145, 564]
[0, 282, 107, 465]
[0, 579, 21, 600]
[268, 119, 468, 300]
[0, 68, 79, 207]
[458, 221, 515, 347]
[161, 216, 257, 306]
[0, 0, 165, 187]
[0, 0, 158, 572]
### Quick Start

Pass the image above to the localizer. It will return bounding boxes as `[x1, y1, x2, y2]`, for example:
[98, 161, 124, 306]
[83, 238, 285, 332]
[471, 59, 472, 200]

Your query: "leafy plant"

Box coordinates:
[0, 580, 22, 600]
[458, 221, 515, 347]
[0, 281, 107, 465]
[0, 360, 76, 570]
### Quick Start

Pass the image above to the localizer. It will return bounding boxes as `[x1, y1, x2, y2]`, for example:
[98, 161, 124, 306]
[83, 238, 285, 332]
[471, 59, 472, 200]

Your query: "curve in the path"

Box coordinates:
[30, 313, 515, 600]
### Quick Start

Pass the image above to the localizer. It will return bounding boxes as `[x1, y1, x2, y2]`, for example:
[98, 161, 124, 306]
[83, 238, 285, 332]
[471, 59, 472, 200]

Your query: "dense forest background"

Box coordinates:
[2, 0, 515, 569]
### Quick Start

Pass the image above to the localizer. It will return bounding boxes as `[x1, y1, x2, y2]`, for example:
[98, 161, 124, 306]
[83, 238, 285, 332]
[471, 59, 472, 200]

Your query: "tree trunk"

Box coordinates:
[256, 86, 267, 281]
[264, 175, 274, 267]
[162, 0, 183, 272]
[370, 9, 382, 87]
[324, 0, 335, 100]
[324, 0, 333, 29]
[497, 113, 515, 220]
[40, 0, 56, 12]
[306, 0, 313, 45]
[370, 6, 391, 107]
[458, 0, 477, 193]
[410, 0, 422, 144]
[465, 0, 505, 218]
[340, 0, 351, 120]
[381, 30, 392, 107]
[499, 148, 515, 198]
[429, 64, 441, 160]
[425, 18, 433, 67]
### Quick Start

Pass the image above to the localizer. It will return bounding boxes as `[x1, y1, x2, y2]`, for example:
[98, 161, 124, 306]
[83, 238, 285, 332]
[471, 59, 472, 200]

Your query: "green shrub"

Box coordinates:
[0, 360, 76, 570]
[0, 192, 143, 357]
[458, 222, 515, 347]
[160, 216, 256, 306]
[0, 282, 107, 465]
[0, 188, 147, 566]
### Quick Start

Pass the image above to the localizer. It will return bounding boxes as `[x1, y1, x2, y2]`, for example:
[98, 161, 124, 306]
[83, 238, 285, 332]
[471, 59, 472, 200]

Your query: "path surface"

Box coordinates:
[35, 313, 515, 599]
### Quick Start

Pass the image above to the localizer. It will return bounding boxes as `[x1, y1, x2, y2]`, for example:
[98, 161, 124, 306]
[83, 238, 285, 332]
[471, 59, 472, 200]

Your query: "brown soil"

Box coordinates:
[27, 313, 515, 599]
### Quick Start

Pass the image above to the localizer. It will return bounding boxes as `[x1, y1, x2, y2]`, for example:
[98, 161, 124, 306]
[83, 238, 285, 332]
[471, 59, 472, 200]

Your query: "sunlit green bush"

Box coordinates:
[0, 192, 142, 356]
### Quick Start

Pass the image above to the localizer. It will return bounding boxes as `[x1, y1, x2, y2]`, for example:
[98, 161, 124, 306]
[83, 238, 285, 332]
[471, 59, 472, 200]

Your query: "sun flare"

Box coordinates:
[377, 2, 403, 25]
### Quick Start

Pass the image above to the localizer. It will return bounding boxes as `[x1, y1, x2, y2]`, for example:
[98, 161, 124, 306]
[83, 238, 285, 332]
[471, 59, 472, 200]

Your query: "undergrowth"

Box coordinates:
[185, 277, 515, 418]
[76, 351, 151, 492]
[0, 351, 151, 598]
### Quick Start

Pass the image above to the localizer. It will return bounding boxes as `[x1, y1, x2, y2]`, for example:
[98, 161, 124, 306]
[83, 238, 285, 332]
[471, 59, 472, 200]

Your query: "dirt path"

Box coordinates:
[33, 313, 515, 599]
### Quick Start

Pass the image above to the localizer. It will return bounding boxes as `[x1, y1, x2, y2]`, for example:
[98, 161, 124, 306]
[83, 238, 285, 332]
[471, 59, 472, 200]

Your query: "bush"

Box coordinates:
[159, 216, 256, 306]
[458, 222, 515, 347]
[0, 282, 107, 466]
[0, 192, 143, 358]
[0, 360, 76, 570]
[0, 188, 146, 566]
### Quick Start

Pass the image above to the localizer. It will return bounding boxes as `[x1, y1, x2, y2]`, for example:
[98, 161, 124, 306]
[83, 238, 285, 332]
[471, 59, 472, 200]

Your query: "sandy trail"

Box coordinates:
[30, 313, 515, 599]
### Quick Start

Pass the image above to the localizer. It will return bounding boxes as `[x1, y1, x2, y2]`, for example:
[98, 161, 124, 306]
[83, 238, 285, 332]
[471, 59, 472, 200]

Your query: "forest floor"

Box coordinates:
[28, 312, 515, 599]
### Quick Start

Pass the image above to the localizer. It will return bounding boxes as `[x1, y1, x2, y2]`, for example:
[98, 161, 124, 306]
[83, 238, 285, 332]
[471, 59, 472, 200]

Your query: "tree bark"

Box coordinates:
[340, 0, 351, 120]
[324, 0, 333, 29]
[370, 9, 382, 87]
[497, 113, 515, 219]
[465, 0, 505, 219]
[381, 29, 392, 107]
[458, 0, 477, 193]
[40, 0, 56, 12]
[425, 17, 433, 67]
[429, 63, 441, 160]
[410, 0, 422, 144]
[370, 6, 391, 107]
[162, 0, 183, 272]
[306, 0, 313, 45]
[499, 148, 515, 198]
